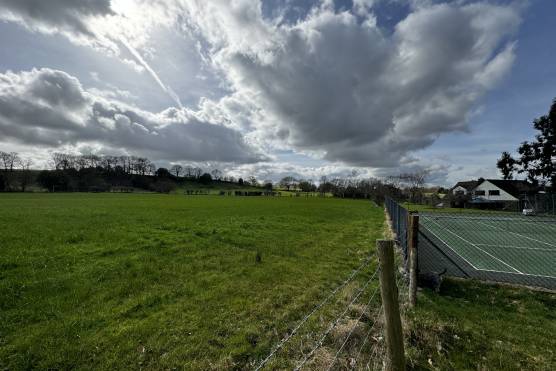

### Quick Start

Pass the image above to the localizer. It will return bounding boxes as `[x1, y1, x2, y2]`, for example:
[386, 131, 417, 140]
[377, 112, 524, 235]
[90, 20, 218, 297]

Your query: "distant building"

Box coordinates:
[449, 179, 539, 209]
[472, 179, 538, 202]
[451, 180, 479, 196]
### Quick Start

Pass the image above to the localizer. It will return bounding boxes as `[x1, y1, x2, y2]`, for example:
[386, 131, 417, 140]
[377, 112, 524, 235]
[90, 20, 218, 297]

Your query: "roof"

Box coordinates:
[452, 180, 478, 191]
[478, 179, 539, 197]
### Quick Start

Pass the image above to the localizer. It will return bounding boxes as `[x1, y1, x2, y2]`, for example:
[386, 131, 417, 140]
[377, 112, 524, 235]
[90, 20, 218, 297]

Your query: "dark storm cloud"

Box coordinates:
[0, 68, 265, 163]
[0, 0, 114, 35]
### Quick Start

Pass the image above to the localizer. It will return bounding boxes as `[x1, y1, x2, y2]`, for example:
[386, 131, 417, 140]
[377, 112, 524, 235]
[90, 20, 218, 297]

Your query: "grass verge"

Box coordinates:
[405, 279, 556, 370]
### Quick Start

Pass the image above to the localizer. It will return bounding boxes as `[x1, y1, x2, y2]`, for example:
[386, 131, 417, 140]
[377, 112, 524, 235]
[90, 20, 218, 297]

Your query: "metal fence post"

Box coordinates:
[377, 240, 406, 371]
[408, 213, 419, 308]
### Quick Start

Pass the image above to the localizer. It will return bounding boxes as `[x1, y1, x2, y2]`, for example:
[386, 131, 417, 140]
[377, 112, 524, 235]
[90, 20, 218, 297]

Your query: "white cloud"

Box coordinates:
[0, 0, 524, 176]
[0, 68, 265, 163]
[182, 0, 521, 166]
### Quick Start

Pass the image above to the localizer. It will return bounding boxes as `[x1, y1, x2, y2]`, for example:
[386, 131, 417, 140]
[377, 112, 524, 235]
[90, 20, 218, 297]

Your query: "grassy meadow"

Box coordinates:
[0, 194, 382, 369]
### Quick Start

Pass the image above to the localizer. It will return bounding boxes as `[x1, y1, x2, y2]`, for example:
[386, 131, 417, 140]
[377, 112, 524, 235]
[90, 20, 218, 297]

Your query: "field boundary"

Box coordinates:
[385, 197, 556, 291]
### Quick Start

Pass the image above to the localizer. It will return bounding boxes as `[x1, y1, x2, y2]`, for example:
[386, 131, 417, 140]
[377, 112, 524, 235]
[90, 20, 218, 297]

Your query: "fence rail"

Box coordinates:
[385, 197, 556, 291]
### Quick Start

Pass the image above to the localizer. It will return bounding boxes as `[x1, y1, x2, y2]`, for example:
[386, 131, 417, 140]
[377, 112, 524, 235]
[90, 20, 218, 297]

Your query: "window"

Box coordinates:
[475, 190, 485, 196]
[455, 190, 464, 195]
[488, 190, 500, 196]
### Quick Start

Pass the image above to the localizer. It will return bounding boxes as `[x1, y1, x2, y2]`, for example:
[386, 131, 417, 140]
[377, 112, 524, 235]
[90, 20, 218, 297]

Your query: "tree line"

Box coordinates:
[277, 174, 423, 204]
[0, 152, 246, 193]
[1, 150, 430, 203]
[0, 151, 33, 192]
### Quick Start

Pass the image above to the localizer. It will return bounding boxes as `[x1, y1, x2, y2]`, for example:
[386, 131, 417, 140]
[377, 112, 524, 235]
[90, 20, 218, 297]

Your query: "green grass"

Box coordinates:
[406, 278, 556, 370]
[403, 203, 509, 214]
[0, 194, 382, 369]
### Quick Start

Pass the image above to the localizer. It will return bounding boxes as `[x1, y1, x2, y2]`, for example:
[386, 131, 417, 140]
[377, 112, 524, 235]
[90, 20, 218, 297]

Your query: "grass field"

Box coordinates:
[0, 194, 382, 369]
[403, 203, 506, 213]
[420, 213, 556, 278]
[407, 278, 556, 370]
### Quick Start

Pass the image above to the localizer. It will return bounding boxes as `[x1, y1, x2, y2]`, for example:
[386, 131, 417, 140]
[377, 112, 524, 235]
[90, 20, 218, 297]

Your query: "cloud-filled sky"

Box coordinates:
[0, 0, 554, 185]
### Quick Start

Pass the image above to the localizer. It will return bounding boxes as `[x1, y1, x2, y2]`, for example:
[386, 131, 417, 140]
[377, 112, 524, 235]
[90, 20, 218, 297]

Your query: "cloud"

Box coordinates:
[182, 0, 521, 167]
[0, 0, 114, 36]
[0, 0, 188, 107]
[0, 1, 524, 173]
[0, 68, 265, 163]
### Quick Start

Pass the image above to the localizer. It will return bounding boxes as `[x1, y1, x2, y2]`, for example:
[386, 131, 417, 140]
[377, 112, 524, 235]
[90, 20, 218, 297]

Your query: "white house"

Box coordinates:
[450, 179, 539, 208]
[472, 179, 519, 202]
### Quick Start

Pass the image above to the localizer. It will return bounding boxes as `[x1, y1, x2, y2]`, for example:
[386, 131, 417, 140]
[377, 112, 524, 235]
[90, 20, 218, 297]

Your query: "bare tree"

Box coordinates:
[170, 164, 183, 178]
[192, 167, 202, 179]
[134, 157, 151, 175]
[0, 151, 20, 172]
[183, 165, 194, 178]
[0, 151, 11, 171]
[52, 152, 75, 170]
[211, 169, 222, 181]
[18, 158, 33, 192]
[146, 162, 157, 176]
[397, 170, 429, 203]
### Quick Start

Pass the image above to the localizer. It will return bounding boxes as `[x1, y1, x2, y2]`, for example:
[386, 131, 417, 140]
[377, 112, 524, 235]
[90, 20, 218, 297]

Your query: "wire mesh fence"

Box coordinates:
[520, 193, 556, 215]
[385, 197, 409, 264]
[385, 197, 556, 290]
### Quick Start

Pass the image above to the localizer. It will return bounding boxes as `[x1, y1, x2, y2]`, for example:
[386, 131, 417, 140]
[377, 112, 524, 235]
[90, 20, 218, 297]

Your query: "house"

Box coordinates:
[451, 180, 479, 196]
[472, 179, 538, 202]
[449, 179, 539, 209]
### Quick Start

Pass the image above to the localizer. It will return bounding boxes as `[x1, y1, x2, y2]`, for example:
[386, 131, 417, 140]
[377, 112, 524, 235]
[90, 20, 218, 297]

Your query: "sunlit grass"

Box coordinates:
[0, 193, 382, 369]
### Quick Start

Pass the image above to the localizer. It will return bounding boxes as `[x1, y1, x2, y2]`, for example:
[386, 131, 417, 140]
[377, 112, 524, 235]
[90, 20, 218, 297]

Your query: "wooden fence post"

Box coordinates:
[408, 213, 419, 308]
[377, 240, 406, 371]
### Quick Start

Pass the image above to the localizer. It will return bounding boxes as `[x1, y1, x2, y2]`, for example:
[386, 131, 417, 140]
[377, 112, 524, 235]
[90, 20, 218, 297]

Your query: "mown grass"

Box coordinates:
[406, 279, 556, 370]
[403, 203, 512, 214]
[0, 194, 382, 369]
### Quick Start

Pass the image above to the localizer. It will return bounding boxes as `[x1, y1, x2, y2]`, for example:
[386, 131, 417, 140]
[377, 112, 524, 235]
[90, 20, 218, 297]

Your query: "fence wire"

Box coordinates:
[326, 285, 381, 370]
[293, 268, 379, 370]
[520, 193, 556, 216]
[255, 256, 375, 370]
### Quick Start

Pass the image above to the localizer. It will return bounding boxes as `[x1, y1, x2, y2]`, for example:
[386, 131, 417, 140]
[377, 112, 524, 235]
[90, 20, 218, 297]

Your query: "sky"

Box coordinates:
[0, 0, 554, 185]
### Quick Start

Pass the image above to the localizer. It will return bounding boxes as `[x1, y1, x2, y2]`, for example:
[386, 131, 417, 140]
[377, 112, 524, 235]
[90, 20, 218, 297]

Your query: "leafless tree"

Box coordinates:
[146, 162, 157, 176]
[397, 170, 429, 203]
[211, 169, 222, 181]
[170, 164, 183, 177]
[0, 152, 20, 172]
[52, 152, 74, 170]
[183, 165, 194, 178]
[192, 167, 202, 179]
[17, 158, 33, 192]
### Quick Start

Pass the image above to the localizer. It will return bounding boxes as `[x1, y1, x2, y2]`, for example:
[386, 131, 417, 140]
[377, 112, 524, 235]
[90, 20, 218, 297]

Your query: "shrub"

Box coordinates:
[199, 173, 212, 185]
